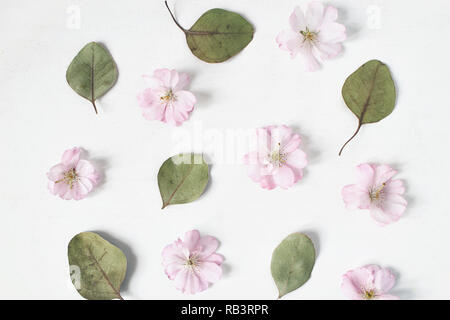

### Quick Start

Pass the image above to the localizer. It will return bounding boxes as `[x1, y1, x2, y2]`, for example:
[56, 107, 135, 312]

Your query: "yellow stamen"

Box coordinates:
[363, 290, 376, 300]
[300, 27, 318, 42]
[160, 90, 174, 102]
[370, 183, 386, 201]
[55, 168, 78, 189]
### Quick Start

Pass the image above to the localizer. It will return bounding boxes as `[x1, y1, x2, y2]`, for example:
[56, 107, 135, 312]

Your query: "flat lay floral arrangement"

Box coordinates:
[54, 1, 407, 300]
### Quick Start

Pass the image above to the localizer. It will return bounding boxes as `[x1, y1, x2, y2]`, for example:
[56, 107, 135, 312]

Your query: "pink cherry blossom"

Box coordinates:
[341, 265, 399, 300]
[276, 1, 346, 71]
[47, 147, 100, 200]
[243, 125, 307, 190]
[138, 68, 196, 126]
[162, 230, 223, 294]
[342, 164, 407, 226]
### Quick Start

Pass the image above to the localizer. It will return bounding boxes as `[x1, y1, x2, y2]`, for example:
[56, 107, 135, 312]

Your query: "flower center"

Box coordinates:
[268, 144, 287, 167]
[370, 183, 386, 201]
[185, 256, 198, 269]
[363, 289, 376, 300]
[300, 27, 318, 42]
[56, 168, 78, 189]
[160, 90, 175, 103]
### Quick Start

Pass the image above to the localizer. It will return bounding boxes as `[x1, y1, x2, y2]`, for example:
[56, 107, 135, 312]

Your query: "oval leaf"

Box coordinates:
[66, 42, 118, 114]
[271, 233, 316, 299]
[339, 59, 396, 155]
[68, 232, 127, 300]
[158, 153, 209, 209]
[165, 1, 254, 63]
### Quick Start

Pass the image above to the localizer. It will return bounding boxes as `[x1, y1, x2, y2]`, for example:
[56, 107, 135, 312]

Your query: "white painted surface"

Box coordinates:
[0, 0, 449, 299]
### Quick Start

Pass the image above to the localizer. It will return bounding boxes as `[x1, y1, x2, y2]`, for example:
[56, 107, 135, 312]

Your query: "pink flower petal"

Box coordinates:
[62, 187, 75, 200]
[260, 175, 277, 190]
[369, 207, 396, 226]
[162, 243, 186, 265]
[341, 274, 364, 300]
[78, 177, 94, 193]
[174, 72, 190, 91]
[374, 164, 397, 186]
[76, 160, 96, 178]
[373, 267, 396, 294]
[384, 179, 405, 195]
[285, 149, 307, 181]
[183, 230, 200, 252]
[318, 22, 346, 43]
[138, 88, 158, 108]
[305, 1, 325, 30]
[342, 184, 371, 209]
[276, 29, 301, 55]
[153, 68, 172, 88]
[61, 147, 80, 167]
[47, 163, 67, 181]
[273, 166, 295, 189]
[315, 42, 342, 59]
[378, 194, 407, 224]
[322, 5, 338, 23]
[163, 104, 177, 126]
[355, 163, 375, 188]
[289, 6, 306, 31]
[196, 235, 219, 260]
[174, 90, 196, 112]
[197, 262, 222, 283]
[169, 69, 179, 88]
[342, 265, 398, 300]
[164, 262, 184, 280]
[48, 180, 67, 196]
[175, 269, 208, 294]
[299, 42, 321, 71]
[205, 253, 224, 265]
[173, 268, 188, 291]
[143, 102, 166, 122]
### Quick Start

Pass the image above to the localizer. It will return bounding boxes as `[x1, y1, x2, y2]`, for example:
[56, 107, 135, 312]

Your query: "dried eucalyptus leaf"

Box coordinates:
[165, 1, 254, 63]
[339, 59, 396, 155]
[271, 233, 316, 299]
[66, 42, 118, 114]
[158, 153, 209, 209]
[68, 232, 127, 300]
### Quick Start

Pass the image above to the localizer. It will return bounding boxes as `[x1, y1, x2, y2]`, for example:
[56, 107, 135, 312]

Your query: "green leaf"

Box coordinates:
[271, 233, 316, 299]
[68, 232, 127, 300]
[158, 153, 209, 209]
[165, 1, 254, 63]
[339, 59, 396, 155]
[66, 42, 118, 114]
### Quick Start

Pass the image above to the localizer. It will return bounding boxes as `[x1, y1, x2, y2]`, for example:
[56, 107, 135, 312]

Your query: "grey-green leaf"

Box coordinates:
[339, 59, 396, 155]
[68, 232, 127, 300]
[165, 1, 254, 63]
[66, 42, 118, 114]
[271, 233, 316, 299]
[158, 153, 209, 209]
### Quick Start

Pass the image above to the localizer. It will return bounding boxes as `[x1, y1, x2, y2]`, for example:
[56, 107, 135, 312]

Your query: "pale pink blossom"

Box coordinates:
[341, 265, 399, 300]
[47, 147, 100, 200]
[342, 164, 407, 226]
[138, 68, 196, 126]
[276, 1, 346, 71]
[162, 230, 223, 294]
[243, 125, 307, 190]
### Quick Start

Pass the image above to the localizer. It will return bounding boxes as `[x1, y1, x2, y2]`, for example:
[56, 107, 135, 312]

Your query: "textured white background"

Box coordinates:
[1, 0, 449, 300]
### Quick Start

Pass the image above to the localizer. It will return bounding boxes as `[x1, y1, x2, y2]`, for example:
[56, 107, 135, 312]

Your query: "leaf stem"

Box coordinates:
[91, 100, 98, 114]
[164, 1, 187, 33]
[338, 121, 362, 156]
